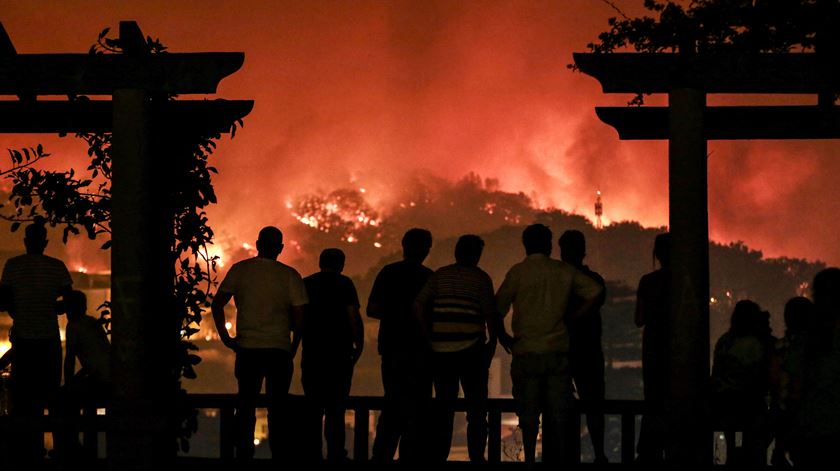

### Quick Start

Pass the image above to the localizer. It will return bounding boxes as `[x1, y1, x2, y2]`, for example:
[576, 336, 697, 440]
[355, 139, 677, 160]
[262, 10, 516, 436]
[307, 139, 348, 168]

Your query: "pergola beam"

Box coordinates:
[595, 105, 840, 140]
[0, 52, 244, 95]
[0, 99, 254, 134]
[574, 52, 840, 94]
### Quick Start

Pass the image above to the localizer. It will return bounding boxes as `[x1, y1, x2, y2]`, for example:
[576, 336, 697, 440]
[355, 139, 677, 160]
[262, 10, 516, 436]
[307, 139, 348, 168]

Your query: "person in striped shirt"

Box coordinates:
[0, 220, 73, 461]
[415, 234, 497, 463]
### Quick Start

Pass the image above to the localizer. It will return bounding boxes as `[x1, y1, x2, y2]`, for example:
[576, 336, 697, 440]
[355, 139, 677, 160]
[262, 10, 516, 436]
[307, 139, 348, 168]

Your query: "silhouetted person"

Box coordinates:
[496, 224, 603, 467]
[302, 248, 363, 463]
[368, 228, 433, 463]
[558, 229, 608, 464]
[769, 296, 813, 467]
[414, 234, 496, 463]
[799, 267, 840, 468]
[211, 226, 308, 460]
[710, 300, 770, 466]
[0, 220, 72, 461]
[54, 290, 110, 460]
[634, 232, 670, 464]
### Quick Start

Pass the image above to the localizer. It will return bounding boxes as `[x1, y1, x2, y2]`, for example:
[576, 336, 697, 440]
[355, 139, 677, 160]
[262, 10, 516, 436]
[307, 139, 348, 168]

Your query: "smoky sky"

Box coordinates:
[0, 0, 838, 266]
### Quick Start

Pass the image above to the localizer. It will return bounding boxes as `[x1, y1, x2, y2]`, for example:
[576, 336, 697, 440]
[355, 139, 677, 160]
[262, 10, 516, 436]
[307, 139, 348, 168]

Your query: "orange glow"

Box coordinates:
[0, 1, 836, 268]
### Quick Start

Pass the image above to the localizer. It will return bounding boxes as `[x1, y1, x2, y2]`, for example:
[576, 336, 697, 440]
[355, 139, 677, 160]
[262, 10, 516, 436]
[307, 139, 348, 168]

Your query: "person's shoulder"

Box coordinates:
[582, 265, 605, 284]
[275, 260, 303, 278]
[44, 254, 70, 270]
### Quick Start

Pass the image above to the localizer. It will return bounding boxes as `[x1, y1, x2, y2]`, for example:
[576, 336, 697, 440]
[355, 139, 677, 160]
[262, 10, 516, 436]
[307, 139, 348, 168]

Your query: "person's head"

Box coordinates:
[454, 235, 484, 267]
[653, 232, 671, 268]
[813, 267, 840, 313]
[255, 226, 284, 259]
[559, 230, 586, 266]
[522, 224, 552, 256]
[319, 248, 346, 273]
[402, 228, 432, 263]
[784, 296, 813, 336]
[730, 299, 761, 337]
[24, 220, 48, 255]
[65, 290, 87, 321]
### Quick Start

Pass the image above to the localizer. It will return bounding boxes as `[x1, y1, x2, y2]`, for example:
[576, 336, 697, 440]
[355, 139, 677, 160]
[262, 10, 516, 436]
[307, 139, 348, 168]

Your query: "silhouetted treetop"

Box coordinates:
[586, 0, 833, 55]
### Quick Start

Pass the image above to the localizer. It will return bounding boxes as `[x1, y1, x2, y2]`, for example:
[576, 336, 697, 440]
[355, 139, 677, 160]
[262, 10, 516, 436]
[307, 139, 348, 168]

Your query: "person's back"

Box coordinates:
[222, 256, 304, 350]
[211, 226, 308, 460]
[416, 235, 495, 463]
[303, 270, 358, 361]
[301, 248, 362, 463]
[2, 253, 71, 341]
[634, 233, 670, 464]
[559, 229, 608, 464]
[66, 315, 110, 385]
[368, 228, 433, 463]
[0, 221, 72, 462]
[496, 224, 602, 466]
[800, 268, 840, 467]
[499, 254, 595, 354]
[371, 260, 434, 355]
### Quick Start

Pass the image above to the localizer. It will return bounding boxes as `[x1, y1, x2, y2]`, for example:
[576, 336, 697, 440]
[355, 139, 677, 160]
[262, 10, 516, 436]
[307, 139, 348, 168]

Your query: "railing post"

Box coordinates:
[82, 405, 99, 459]
[572, 402, 581, 463]
[353, 406, 369, 462]
[219, 407, 235, 459]
[488, 405, 502, 463]
[622, 412, 636, 464]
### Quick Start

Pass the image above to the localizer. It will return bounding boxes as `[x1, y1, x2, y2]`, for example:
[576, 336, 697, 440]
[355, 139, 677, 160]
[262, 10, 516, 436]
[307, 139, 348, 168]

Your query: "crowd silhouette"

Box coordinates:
[1, 221, 839, 467]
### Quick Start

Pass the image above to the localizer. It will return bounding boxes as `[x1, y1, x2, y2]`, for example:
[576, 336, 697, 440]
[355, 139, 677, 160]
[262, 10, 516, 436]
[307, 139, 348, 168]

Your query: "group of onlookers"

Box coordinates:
[634, 233, 840, 468]
[212, 223, 607, 466]
[0, 220, 111, 463]
[2, 219, 838, 467]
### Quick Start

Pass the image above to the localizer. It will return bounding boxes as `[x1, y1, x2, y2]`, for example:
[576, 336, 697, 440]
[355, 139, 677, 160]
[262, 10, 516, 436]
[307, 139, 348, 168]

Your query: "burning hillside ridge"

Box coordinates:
[282, 173, 538, 275]
[273, 173, 823, 340]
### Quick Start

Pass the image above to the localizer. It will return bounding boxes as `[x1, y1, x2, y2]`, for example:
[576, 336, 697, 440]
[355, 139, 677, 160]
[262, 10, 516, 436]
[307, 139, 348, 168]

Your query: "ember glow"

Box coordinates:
[0, 1, 838, 268]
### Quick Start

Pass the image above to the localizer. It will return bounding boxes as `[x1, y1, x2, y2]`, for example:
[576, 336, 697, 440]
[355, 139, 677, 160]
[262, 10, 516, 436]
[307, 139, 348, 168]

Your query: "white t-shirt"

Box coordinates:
[496, 254, 603, 354]
[218, 257, 308, 350]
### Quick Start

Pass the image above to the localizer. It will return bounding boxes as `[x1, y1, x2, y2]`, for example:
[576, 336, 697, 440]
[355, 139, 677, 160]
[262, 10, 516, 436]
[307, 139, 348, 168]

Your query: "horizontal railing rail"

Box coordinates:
[0, 395, 648, 463]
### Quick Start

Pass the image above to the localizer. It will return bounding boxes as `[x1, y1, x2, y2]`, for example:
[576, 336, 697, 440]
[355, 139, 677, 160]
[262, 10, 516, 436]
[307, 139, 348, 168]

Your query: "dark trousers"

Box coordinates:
[570, 344, 607, 460]
[302, 357, 353, 461]
[431, 343, 489, 463]
[637, 355, 666, 463]
[234, 348, 293, 460]
[371, 351, 430, 463]
[10, 338, 61, 462]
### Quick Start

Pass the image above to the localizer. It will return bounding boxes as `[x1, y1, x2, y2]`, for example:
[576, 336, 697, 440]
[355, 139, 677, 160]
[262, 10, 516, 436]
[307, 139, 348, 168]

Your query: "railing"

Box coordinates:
[0, 395, 647, 463]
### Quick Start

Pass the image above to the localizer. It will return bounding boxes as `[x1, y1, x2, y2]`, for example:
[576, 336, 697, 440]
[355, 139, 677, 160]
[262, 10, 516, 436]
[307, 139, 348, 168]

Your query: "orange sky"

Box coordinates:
[0, 0, 837, 266]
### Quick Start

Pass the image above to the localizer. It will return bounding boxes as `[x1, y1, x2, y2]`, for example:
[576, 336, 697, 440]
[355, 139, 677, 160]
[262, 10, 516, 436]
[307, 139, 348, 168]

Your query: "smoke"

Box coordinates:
[0, 0, 837, 269]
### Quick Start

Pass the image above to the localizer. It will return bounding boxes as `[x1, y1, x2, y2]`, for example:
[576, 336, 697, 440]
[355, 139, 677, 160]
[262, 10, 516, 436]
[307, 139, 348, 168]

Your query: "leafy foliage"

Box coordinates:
[576, 0, 836, 104]
[585, 0, 826, 55]
[1, 27, 239, 452]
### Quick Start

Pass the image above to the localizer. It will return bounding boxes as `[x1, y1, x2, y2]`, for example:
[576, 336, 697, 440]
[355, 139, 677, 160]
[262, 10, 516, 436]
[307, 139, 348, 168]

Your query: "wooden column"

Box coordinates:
[666, 87, 710, 466]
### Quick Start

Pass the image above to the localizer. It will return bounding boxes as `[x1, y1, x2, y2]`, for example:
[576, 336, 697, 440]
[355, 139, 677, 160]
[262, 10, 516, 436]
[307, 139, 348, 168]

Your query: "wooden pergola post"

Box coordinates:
[0, 20, 252, 468]
[574, 50, 840, 466]
[666, 87, 710, 464]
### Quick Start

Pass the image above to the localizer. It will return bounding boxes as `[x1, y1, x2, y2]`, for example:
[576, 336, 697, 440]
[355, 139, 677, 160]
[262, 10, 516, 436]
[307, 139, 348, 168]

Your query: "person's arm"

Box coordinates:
[211, 291, 237, 351]
[413, 276, 435, 351]
[64, 327, 76, 384]
[290, 304, 305, 358]
[0, 346, 13, 370]
[567, 268, 604, 321]
[349, 305, 364, 363]
[634, 278, 646, 328]
[495, 271, 517, 353]
[366, 270, 388, 320]
[63, 345, 76, 384]
[481, 274, 498, 365]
